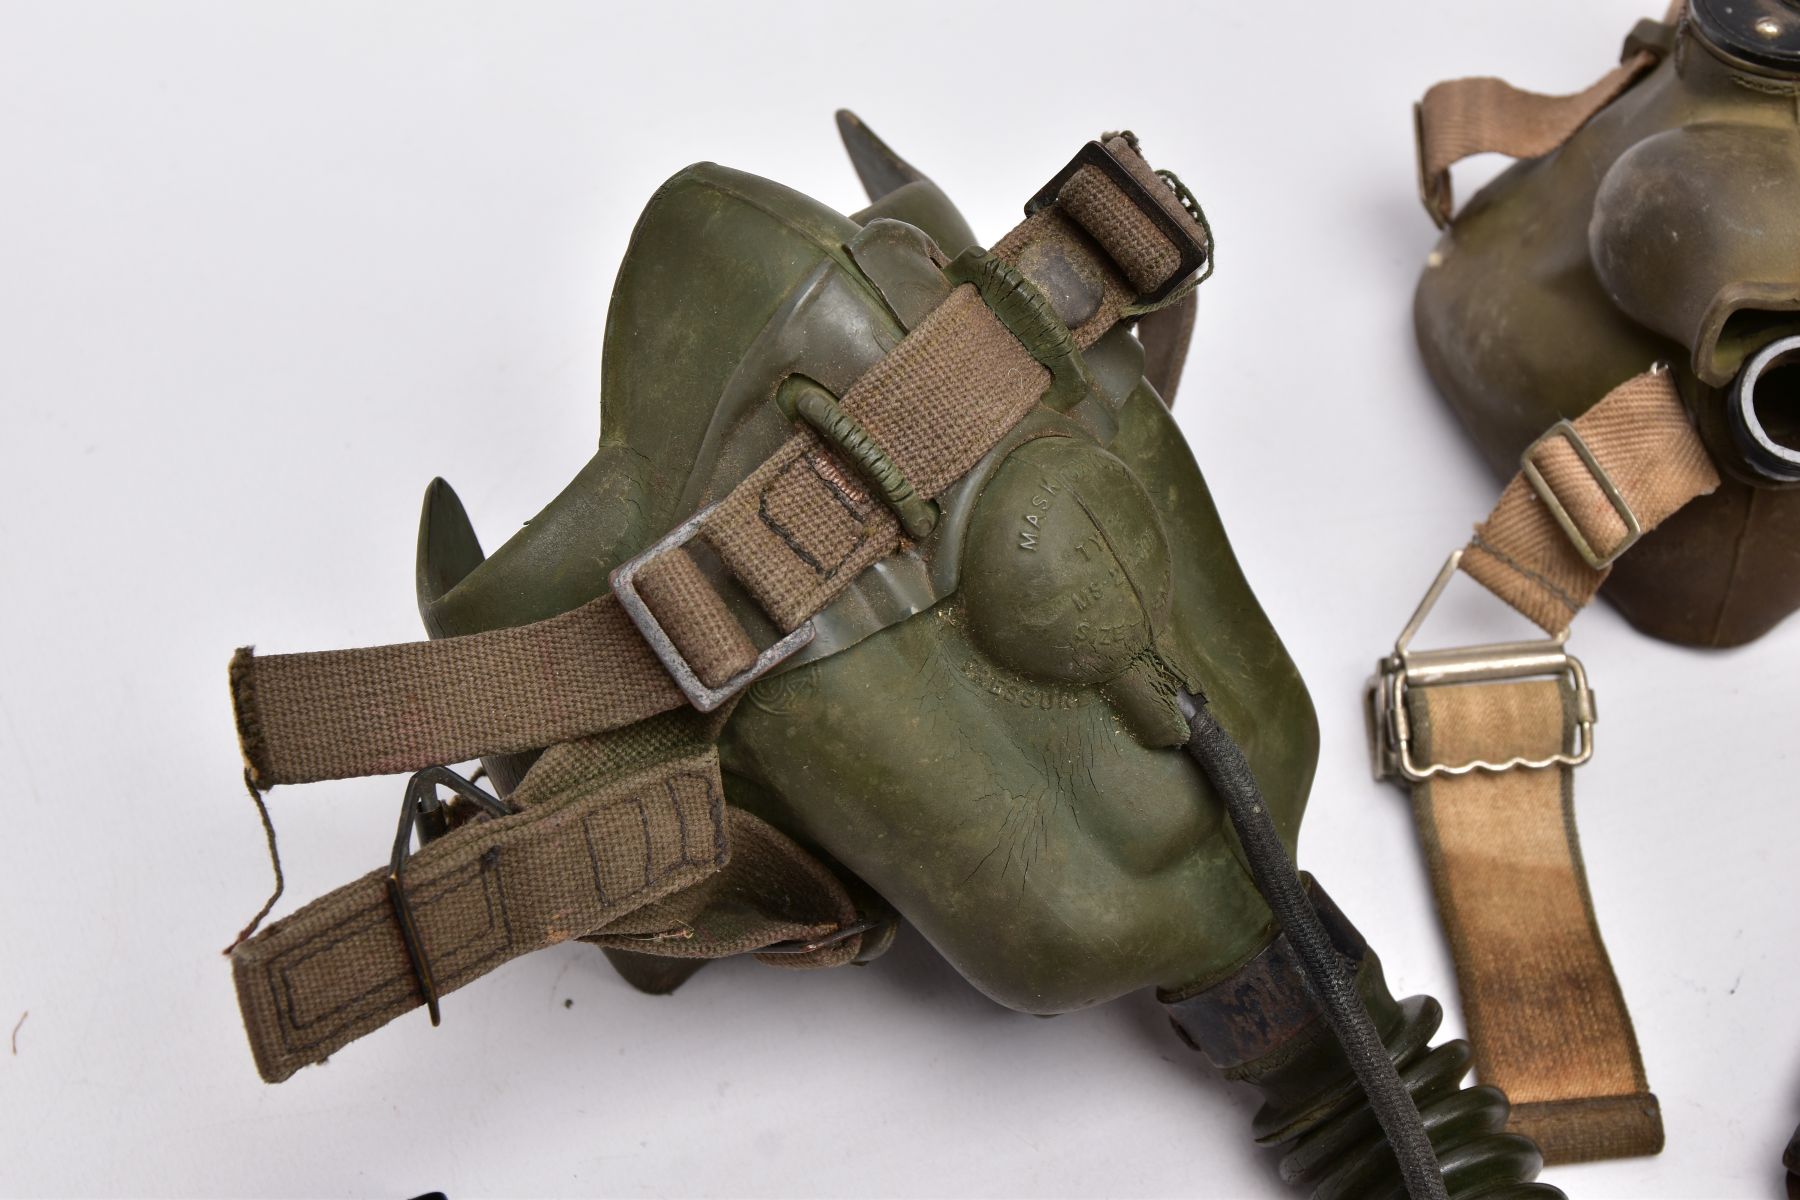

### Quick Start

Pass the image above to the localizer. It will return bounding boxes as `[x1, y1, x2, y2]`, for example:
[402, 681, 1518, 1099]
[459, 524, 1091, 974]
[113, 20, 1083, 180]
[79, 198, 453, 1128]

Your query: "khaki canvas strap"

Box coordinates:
[1414, 5, 1684, 227]
[231, 133, 1211, 789]
[1407, 680, 1661, 1164]
[1462, 369, 1720, 634]
[1138, 291, 1198, 406]
[233, 745, 728, 1082]
[1376, 366, 1717, 1163]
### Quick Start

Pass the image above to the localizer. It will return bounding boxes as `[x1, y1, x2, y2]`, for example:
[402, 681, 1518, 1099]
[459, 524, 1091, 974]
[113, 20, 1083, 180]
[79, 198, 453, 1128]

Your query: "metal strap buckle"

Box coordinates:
[1025, 140, 1210, 304]
[1367, 550, 1597, 784]
[1520, 419, 1643, 569]
[611, 501, 816, 713]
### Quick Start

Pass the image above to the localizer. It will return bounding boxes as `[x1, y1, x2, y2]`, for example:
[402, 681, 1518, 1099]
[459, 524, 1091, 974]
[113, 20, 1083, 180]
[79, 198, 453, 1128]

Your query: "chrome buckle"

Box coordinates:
[611, 502, 816, 713]
[1519, 419, 1642, 570]
[1367, 550, 1596, 784]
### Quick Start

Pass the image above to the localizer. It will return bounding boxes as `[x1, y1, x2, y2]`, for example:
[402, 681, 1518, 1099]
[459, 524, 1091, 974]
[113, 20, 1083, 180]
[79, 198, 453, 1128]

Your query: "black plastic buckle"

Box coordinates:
[1025, 140, 1210, 304]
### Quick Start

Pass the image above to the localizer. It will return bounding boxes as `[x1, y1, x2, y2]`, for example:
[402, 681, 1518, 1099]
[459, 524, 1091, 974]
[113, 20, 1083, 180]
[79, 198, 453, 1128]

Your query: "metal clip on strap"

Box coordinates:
[1369, 550, 1595, 783]
[387, 766, 515, 1026]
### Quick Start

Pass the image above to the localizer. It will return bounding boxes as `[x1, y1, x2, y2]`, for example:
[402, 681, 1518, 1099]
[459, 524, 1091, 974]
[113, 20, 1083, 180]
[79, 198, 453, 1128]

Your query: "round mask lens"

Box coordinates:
[1691, 0, 1800, 73]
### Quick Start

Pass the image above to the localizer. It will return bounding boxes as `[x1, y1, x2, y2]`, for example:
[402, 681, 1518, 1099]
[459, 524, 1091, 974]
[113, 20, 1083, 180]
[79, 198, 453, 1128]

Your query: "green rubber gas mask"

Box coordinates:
[1414, 0, 1800, 647]
[227, 117, 1562, 1198]
[416, 116, 1317, 1014]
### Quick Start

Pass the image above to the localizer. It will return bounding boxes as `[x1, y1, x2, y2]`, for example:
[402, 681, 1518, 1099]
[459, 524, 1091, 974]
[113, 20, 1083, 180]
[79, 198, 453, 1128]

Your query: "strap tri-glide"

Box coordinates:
[227, 132, 1214, 1079]
[1369, 368, 1719, 1164]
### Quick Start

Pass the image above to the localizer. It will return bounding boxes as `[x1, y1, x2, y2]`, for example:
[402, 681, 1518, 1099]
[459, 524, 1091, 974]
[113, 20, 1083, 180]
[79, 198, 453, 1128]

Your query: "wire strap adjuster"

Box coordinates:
[1026, 139, 1211, 304]
[1520, 420, 1643, 570]
[1367, 551, 1596, 783]
[387, 767, 514, 1026]
[612, 502, 817, 712]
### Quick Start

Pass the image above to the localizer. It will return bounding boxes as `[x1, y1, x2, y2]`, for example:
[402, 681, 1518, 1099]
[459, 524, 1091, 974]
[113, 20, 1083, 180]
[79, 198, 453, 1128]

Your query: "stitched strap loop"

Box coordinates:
[232, 747, 729, 1083]
[1462, 368, 1719, 634]
[787, 378, 939, 539]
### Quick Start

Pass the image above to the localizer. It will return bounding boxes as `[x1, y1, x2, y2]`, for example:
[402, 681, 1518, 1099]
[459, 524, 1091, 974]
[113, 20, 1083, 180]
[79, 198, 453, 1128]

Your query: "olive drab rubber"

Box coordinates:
[1386, 0, 1800, 1169]
[1415, 0, 1800, 648]
[227, 116, 1562, 1198]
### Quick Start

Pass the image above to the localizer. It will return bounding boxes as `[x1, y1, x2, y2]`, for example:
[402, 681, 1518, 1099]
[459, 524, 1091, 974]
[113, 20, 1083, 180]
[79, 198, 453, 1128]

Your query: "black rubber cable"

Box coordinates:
[1784, 1119, 1799, 1199]
[1178, 691, 1449, 1200]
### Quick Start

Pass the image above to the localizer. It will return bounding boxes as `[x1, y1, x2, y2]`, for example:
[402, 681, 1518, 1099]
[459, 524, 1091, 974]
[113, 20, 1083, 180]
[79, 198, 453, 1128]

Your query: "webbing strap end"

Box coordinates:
[228, 646, 273, 790]
[233, 749, 729, 1083]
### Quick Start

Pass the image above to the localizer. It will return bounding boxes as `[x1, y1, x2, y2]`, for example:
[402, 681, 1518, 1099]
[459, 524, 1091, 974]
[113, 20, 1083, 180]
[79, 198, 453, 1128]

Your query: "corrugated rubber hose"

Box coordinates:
[1178, 691, 1451, 1200]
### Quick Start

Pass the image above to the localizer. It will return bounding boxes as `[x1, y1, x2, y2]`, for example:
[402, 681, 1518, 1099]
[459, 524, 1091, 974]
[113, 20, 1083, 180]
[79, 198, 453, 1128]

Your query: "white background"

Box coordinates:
[1, 2, 1795, 1197]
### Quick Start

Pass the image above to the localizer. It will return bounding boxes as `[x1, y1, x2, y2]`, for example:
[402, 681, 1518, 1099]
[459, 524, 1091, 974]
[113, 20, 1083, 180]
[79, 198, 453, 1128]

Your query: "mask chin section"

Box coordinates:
[1729, 335, 1800, 483]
